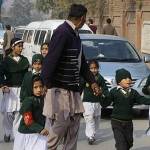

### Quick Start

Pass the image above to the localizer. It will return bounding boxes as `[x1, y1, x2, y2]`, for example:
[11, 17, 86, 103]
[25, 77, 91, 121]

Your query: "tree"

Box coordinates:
[36, 0, 55, 14]
[11, 0, 33, 26]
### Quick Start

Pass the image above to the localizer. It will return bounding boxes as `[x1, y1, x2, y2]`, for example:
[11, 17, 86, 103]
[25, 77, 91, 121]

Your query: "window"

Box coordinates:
[26, 30, 33, 43]
[34, 30, 40, 45]
[45, 30, 51, 43]
[15, 29, 24, 39]
[82, 39, 140, 62]
[23, 30, 28, 42]
[38, 30, 46, 45]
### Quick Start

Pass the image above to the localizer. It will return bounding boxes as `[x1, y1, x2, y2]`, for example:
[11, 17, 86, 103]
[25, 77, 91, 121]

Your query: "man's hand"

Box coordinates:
[91, 83, 102, 96]
[40, 128, 49, 136]
[1, 86, 10, 93]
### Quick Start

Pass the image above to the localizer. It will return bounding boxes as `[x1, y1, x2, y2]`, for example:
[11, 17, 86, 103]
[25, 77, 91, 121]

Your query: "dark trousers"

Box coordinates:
[111, 119, 133, 150]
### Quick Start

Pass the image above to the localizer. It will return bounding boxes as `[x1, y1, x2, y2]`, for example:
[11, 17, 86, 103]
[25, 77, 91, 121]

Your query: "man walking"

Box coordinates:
[102, 18, 118, 36]
[41, 4, 101, 150]
[3, 25, 14, 57]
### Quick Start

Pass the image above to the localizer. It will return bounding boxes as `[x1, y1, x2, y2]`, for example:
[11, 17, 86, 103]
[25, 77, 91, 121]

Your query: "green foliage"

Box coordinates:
[36, 0, 88, 18]
[36, 0, 55, 14]
[11, 0, 33, 25]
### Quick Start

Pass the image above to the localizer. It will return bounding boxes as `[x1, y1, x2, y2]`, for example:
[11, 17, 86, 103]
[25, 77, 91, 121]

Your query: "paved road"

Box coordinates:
[0, 112, 150, 150]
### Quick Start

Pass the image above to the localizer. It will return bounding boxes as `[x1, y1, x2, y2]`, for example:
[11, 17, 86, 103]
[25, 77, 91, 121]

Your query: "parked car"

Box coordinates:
[80, 34, 150, 110]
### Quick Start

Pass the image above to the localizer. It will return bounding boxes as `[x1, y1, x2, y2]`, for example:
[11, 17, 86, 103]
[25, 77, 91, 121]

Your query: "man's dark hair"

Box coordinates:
[106, 18, 111, 24]
[5, 25, 11, 30]
[68, 4, 87, 19]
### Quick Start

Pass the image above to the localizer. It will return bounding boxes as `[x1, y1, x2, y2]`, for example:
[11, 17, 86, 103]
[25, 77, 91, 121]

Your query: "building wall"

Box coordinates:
[87, 0, 150, 51]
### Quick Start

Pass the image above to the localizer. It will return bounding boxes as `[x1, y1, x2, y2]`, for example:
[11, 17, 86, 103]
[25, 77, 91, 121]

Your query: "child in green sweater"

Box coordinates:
[20, 54, 43, 103]
[13, 75, 49, 150]
[82, 60, 109, 145]
[101, 68, 150, 150]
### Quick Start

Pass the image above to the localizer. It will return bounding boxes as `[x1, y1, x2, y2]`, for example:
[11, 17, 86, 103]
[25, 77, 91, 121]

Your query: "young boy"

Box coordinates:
[82, 60, 108, 145]
[101, 68, 150, 150]
[13, 75, 49, 150]
[20, 54, 43, 103]
[0, 38, 29, 142]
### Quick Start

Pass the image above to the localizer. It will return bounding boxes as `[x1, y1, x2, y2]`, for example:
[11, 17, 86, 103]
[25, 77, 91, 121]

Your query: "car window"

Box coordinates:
[15, 29, 24, 39]
[38, 30, 46, 45]
[26, 30, 33, 43]
[82, 39, 140, 62]
[34, 30, 41, 45]
[45, 30, 51, 43]
[23, 30, 28, 42]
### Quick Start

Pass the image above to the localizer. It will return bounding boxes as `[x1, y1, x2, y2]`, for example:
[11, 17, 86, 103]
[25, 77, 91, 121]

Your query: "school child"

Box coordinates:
[101, 68, 150, 150]
[0, 38, 29, 142]
[13, 75, 49, 150]
[82, 60, 109, 145]
[40, 42, 49, 58]
[20, 54, 43, 103]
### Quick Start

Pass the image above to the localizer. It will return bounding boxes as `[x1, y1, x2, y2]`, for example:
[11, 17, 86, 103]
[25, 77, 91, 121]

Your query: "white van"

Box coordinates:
[22, 19, 93, 63]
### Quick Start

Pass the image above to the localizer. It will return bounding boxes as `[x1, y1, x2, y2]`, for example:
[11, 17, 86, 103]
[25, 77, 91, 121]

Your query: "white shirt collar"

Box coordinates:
[66, 20, 76, 30]
[32, 69, 41, 75]
[117, 85, 131, 92]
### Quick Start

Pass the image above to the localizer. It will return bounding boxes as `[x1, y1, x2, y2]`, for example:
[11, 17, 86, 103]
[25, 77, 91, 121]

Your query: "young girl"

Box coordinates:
[40, 42, 49, 58]
[82, 60, 108, 145]
[0, 38, 29, 142]
[13, 75, 49, 150]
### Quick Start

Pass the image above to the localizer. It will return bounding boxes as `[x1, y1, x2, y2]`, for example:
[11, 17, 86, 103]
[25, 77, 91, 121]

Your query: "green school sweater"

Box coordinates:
[20, 71, 33, 102]
[101, 87, 150, 120]
[18, 96, 45, 133]
[1, 54, 29, 86]
[82, 73, 109, 103]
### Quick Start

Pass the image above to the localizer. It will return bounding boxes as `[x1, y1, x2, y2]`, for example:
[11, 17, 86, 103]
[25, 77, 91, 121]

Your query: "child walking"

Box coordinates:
[20, 54, 43, 102]
[0, 38, 29, 142]
[82, 60, 109, 145]
[13, 75, 49, 150]
[101, 68, 150, 150]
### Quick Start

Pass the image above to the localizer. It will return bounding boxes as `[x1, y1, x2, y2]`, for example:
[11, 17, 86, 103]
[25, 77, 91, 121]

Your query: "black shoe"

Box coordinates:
[88, 138, 95, 145]
[4, 135, 10, 142]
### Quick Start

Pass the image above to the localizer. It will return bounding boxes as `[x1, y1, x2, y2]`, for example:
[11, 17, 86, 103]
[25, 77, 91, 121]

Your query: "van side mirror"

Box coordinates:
[143, 55, 150, 63]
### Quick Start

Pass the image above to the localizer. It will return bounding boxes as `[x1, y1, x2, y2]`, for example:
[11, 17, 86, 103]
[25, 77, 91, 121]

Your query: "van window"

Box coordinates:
[34, 30, 41, 45]
[45, 30, 51, 43]
[38, 30, 46, 45]
[15, 29, 24, 39]
[27, 30, 34, 43]
[23, 30, 28, 42]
